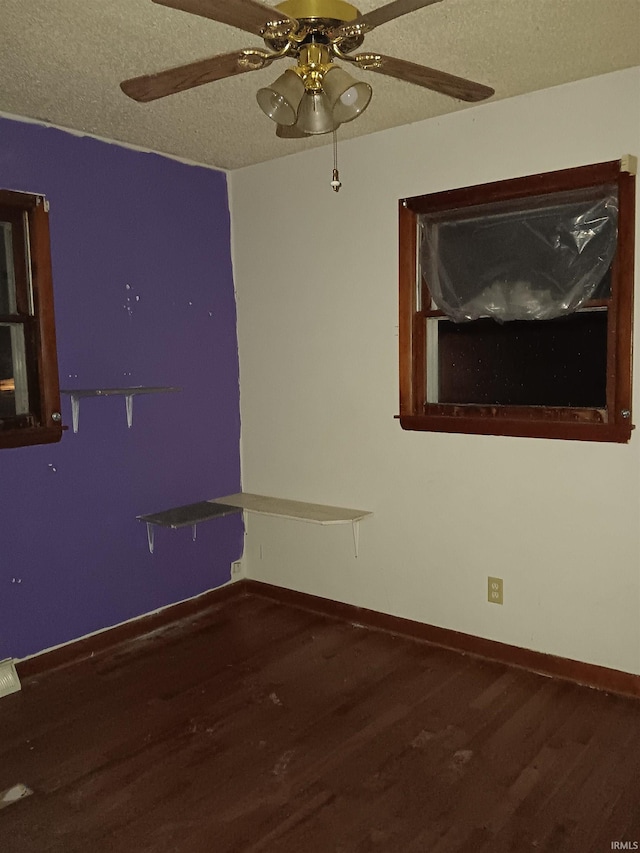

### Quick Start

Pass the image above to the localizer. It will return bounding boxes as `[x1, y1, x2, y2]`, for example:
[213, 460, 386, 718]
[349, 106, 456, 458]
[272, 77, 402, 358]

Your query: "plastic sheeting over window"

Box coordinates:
[420, 186, 618, 322]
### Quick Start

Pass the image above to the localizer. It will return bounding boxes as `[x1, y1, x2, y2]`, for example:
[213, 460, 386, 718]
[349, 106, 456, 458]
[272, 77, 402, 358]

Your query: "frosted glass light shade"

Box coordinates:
[296, 91, 338, 135]
[256, 71, 305, 126]
[324, 66, 372, 124]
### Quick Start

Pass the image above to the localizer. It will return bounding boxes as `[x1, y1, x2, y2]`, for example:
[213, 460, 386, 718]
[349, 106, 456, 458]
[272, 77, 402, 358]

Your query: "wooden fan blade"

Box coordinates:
[152, 0, 295, 38]
[121, 51, 275, 102]
[363, 54, 494, 102]
[338, 0, 442, 35]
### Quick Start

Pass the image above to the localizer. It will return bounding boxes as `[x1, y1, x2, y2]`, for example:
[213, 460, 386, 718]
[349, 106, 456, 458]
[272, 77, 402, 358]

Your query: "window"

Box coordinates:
[0, 189, 62, 448]
[398, 159, 636, 442]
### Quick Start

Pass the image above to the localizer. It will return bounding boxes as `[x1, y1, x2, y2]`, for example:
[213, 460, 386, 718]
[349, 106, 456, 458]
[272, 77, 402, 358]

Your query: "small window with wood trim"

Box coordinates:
[398, 159, 636, 442]
[0, 189, 62, 448]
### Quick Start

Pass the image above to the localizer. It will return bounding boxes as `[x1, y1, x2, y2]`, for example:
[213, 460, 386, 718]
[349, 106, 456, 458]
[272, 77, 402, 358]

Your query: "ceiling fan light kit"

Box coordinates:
[121, 0, 495, 175]
[257, 42, 372, 134]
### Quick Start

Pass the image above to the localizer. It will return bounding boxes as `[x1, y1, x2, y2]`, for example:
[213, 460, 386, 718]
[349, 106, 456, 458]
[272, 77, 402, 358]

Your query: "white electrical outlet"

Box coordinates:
[488, 577, 504, 605]
[231, 560, 244, 577]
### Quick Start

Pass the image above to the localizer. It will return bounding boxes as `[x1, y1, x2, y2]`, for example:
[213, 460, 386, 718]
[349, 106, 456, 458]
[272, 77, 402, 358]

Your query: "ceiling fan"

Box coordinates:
[121, 0, 494, 139]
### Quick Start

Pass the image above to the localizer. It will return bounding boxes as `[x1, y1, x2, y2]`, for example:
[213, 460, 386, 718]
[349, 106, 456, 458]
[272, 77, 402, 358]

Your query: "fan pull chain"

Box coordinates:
[331, 130, 342, 193]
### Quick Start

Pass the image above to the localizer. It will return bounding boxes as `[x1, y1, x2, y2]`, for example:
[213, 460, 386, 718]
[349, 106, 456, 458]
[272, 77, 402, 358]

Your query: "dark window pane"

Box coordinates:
[0, 221, 16, 315]
[0, 323, 29, 417]
[437, 311, 608, 408]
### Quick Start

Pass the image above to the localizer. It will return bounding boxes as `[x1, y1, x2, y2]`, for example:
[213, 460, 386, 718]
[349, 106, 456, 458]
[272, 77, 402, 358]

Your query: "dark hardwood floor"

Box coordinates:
[1, 592, 640, 852]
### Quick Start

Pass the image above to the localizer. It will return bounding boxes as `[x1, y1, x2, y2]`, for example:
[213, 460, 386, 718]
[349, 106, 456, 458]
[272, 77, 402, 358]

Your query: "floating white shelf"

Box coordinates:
[211, 492, 370, 524]
[212, 493, 372, 557]
[61, 386, 181, 433]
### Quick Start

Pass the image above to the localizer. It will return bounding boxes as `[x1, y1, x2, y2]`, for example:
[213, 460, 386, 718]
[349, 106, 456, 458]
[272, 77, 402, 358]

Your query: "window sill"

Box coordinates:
[398, 414, 633, 443]
[0, 424, 64, 449]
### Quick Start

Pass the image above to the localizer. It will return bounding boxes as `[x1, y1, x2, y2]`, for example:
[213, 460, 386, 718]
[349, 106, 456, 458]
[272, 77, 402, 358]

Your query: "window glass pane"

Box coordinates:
[0, 222, 17, 314]
[420, 185, 618, 322]
[436, 310, 608, 408]
[0, 323, 30, 417]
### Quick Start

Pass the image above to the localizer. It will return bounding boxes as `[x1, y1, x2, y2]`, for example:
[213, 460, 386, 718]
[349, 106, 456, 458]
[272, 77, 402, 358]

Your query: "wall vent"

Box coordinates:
[0, 659, 21, 699]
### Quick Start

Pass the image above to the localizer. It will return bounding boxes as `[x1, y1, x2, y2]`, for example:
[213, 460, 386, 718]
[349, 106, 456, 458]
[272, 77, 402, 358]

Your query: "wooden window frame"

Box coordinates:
[398, 160, 636, 442]
[0, 189, 62, 449]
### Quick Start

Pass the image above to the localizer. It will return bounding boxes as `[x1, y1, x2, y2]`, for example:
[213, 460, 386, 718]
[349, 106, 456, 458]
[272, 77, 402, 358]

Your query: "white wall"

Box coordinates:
[229, 68, 640, 675]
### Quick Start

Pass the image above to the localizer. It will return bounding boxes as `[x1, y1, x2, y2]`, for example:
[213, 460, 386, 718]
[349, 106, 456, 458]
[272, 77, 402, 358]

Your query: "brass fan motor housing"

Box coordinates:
[264, 0, 365, 55]
[275, 0, 360, 22]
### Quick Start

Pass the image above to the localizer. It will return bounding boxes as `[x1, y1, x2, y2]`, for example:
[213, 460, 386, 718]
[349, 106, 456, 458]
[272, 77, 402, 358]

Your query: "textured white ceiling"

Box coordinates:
[2, 0, 639, 171]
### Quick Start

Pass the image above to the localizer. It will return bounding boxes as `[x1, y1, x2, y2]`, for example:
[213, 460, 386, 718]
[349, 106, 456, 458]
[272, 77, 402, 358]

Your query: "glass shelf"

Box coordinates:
[60, 386, 181, 432]
[137, 500, 241, 554]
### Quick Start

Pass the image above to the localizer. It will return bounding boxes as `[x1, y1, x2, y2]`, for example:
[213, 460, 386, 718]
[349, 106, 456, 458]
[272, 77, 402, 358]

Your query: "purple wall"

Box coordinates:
[0, 116, 243, 660]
